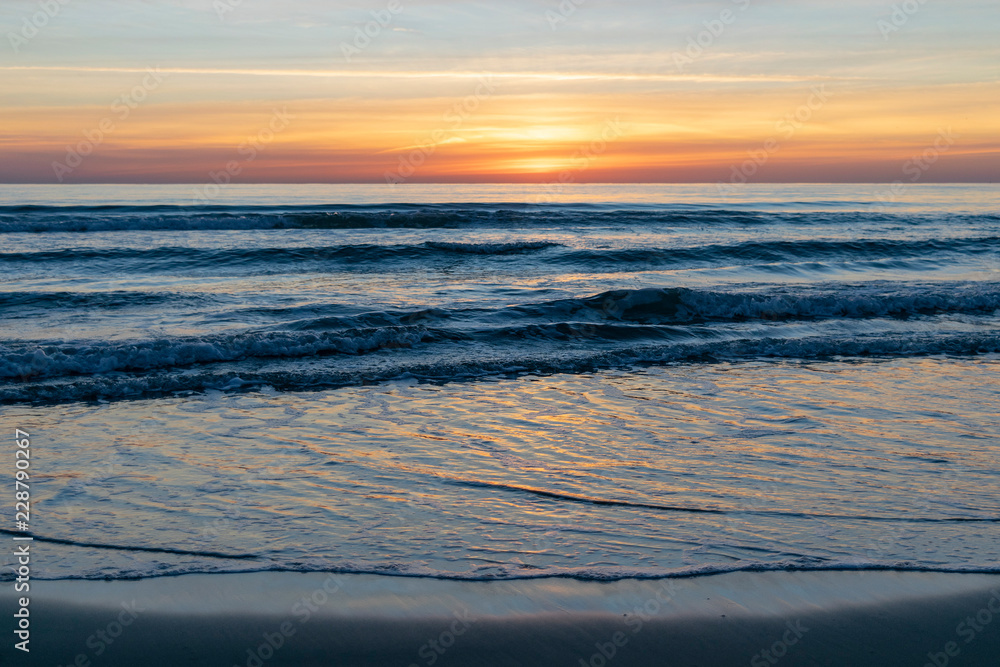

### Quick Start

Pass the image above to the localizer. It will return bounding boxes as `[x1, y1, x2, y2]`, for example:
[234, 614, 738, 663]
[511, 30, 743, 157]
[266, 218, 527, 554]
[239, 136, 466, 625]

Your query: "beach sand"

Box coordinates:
[5, 570, 999, 666]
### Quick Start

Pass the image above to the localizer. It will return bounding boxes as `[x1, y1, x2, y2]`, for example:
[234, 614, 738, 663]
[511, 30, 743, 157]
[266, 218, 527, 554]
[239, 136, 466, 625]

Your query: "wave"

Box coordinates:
[553, 236, 1000, 268]
[0, 240, 562, 267]
[449, 480, 999, 523]
[0, 528, 258, 560]
[9, 558, 1000, 584]
[3, 237, 995, 272]
[0, 205, 759, 233]
[0, 326, 436, 381]
[557, 285, 1000, 323]
[423, 240, 558, 254]
[2, 204, 993, 233]
[3, 331, 997, 403]
[0, 290, 215, 312]
[3, 284, 998, 382]
[217, 285, 1000, 330]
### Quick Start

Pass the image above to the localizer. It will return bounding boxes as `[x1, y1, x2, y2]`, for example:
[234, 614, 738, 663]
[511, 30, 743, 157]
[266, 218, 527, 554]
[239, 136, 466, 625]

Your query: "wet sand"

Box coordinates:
[4, 569, 999, 666]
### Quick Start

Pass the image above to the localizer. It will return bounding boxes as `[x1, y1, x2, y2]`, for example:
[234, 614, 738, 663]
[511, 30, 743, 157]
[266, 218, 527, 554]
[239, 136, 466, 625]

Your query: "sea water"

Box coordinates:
[1, 184, 997, 582]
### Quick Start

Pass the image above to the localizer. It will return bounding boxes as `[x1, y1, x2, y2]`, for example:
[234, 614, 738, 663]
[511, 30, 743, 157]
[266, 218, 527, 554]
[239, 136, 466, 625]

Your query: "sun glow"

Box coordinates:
[0, 1, 995, 183]
[506, 158, 570, 173]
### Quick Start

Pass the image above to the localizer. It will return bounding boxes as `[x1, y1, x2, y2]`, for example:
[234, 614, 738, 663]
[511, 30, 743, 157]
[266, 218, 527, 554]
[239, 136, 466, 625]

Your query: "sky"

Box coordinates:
[0, 0, 997, 183]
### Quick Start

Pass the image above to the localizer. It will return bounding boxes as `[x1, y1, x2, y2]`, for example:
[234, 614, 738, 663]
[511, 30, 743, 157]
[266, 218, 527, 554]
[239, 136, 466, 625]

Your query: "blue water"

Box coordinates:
[1, 184, 998, 582]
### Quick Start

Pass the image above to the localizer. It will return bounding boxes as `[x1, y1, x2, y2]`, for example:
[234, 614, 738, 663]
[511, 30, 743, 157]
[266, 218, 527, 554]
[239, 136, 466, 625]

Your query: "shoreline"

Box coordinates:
[4, 570, 999, 666]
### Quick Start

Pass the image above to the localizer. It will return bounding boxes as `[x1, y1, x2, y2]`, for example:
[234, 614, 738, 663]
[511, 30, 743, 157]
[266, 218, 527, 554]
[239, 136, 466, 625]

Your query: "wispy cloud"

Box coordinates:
[0, 0, 995, 182]
[0, 66, 846, 83]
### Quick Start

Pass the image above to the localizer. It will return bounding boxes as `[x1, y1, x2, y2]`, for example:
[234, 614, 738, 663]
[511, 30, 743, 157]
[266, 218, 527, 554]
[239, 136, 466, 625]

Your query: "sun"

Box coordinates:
[505, 158, 569, 173]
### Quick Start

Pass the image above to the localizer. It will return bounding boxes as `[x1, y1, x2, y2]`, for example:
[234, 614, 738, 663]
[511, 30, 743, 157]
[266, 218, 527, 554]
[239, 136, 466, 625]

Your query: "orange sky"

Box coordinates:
[1, 1, 997, 183]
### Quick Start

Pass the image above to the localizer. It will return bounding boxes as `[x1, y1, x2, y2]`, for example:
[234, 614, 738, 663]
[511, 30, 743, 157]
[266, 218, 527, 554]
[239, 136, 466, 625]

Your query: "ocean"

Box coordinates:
[1, 183, 998, 585]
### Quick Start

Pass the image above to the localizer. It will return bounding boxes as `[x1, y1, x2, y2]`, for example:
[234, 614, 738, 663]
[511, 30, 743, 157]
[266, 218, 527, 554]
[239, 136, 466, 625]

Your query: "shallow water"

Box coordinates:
[1, 184, 997, 581]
